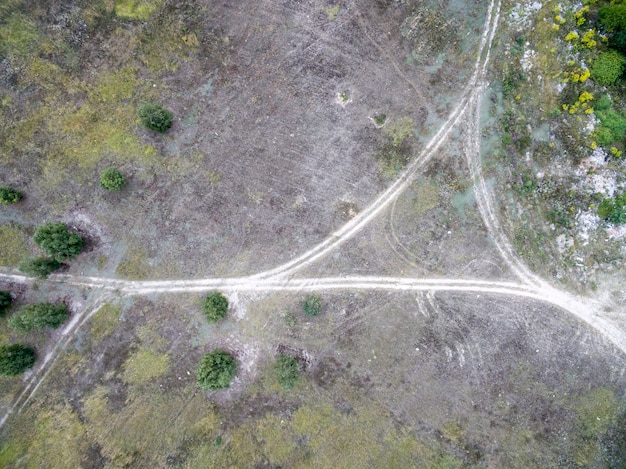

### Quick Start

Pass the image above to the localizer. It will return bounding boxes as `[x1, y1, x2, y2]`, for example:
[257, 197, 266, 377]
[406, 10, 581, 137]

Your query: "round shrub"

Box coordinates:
[203, 292, 228, 323]
[33, 222, 84, 261]
[274, 354, 300, 390]
[18, 257, 63, 279]
[100, 168, 126, 191]
[0, 344, 36, 376]
[302, 294, 322, 317]
[591, 51, 626, 85]
[196, 349, 238, 391]
[137, 102, 173, 133]
[0, 291, 12, 316]
[0, 186, 22, 205]
[9, 302, 69, 333]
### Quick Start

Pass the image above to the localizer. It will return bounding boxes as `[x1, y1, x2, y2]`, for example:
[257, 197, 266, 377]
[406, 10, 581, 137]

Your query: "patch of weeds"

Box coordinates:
[274, 354, 300, 390]
[283, 312, 296, 327]
[325, 5, 340, 21]
[0, 223, 30, 266]
[597, 191, 626, 224]
[373, 113, 386, 126]
[302, 294, 322, 317]
[115, 0, 163, 21]
[335, 200, 359, 221]
[122, 347, 170, 384]
[116, 247, 151, 279]
[516, 174, 537, 196]
[89, 303, 122, 343]
[384, 116, 415, 146]
[514, 226, 550, 267]
[402, 7, 460, 57]
[412, 178, 440, 214]
[376, 140, 412, 178]
[0, 12, 40, 58]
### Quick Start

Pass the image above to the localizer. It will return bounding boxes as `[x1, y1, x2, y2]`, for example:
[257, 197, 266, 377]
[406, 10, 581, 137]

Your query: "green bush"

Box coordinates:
[591, 51, 626, 85]
[274, 354, 300, 390]
[137, 102, 173, 133]
[18, 257, 63, 279]
[0, 344, 36, 376]
[203, 291, 228, 323]
[0, 290, 12, 316]
[302, 294, 322, 317]
[8, 302, 69, 333]
[595, 107, 626, 145]
[33, 223, 84, 261]
[0, 186, 22, 205]
[599, 4, 626, 30]
[597, 192, 626, 224]
[196, 349, 238, 391]
[99, 167, 126, 191]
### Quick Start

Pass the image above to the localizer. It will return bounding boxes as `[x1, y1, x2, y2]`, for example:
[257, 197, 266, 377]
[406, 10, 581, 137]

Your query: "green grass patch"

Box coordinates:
[89, 303, 122, 343]
[116, 246, 152, 279]
[0, 223, 30, 266]
[115, 0, 163, 21]
[122, 347, 170, 384]
[0, 12, 40, 58]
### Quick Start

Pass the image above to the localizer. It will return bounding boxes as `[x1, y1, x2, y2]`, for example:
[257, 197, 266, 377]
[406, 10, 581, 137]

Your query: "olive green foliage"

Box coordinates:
[597, 191, 626, 224]
[18, 257, 63, 279]
[0, 344, 36, 376]
[137, 102, 173, 133]
[599, 4, 626, 30]
[99, 168, 126, 191]
[0, 291, 12, 316]
[0, 186, 22, 205]
[274, 354, 300, 390]
[33, 223, 84, 261]
[594, 97, 626, 145]
[591, 50, 626, 85]
[302, 294, 322, 317]
[196, 349, 238, 391]
[203, 292, 228, 323]
[9, 302, 69, 333]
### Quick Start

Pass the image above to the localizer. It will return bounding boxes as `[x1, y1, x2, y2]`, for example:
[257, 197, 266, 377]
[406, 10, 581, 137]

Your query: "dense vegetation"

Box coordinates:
[18, 257, 63, 279]
[203, 292, 228, 323]
[302, 294, 322, 317]
[8, 302, 69, 333]
[196, 349, 238, 391]
[99, 168, 126, 191]
[0, 186, 22, 205]
[0, 344, 36, 376]
[33, 223, 84, 261]
[137, 102, 173, 133]
[0, 290, 12, 316]
[274, 354, 300, 390]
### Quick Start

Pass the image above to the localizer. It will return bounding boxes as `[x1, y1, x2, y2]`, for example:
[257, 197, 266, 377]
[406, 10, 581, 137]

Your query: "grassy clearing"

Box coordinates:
[0, 223, 30, 266]
[116, 246, 152, 279]
[122, 347, 169, 384]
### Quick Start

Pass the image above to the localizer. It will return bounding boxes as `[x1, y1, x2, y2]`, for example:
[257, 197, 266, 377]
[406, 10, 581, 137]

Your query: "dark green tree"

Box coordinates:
[274, 354, 300, 390]
[8, 302, 69, 333]
[0, 186, 22, 205]
[33, 223, 83, 261]
[18, 257, 63, 279]
[0, 291, 12, 316]
[100, 168, 126, 191]
[0, 344, 36, 376]
[196, 349, 238, 391]
[302, 294, 322, 317]
[203, 292, 228, 323]
[137, 102, 173, 133]
[599, 4, 626, 30]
